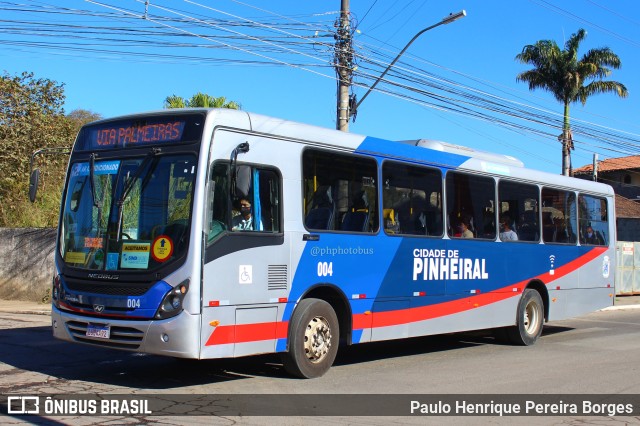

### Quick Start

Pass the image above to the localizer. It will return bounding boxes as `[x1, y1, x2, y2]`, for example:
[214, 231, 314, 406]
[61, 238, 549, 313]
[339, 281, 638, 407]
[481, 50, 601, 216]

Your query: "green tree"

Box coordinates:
[67, 108, 102, 134]
[164, 92, 241, 110]
[0, 72, 83, 227]
[515, 28, 627, 176]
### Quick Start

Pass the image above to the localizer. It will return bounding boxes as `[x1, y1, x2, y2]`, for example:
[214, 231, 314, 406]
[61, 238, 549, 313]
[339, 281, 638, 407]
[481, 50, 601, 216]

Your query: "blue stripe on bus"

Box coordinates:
[285, 234, 607, 321]
[59, 279, 171, 318]
[355, 136, 470, 168]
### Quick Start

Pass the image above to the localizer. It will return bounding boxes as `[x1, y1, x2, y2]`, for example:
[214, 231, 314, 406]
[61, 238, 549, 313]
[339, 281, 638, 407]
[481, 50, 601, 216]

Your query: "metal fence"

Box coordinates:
[616, 241, 640, 295]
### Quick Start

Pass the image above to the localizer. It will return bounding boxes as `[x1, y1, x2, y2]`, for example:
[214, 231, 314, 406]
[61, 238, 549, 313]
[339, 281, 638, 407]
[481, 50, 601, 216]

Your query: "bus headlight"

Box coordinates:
[155, 279, 189, 319]
[52, 274, 61, 308]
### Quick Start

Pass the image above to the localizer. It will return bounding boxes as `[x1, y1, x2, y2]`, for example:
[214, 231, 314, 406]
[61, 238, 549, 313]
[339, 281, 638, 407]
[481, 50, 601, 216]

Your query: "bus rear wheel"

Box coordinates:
[282, 298, 339, 379]
[507, 288, 544, 346]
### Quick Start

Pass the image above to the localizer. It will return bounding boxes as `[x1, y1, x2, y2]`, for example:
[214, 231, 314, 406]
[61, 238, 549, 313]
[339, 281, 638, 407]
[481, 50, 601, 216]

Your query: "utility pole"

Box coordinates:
[334, 0, 353, 131]
[559, 128, 574, 176]
[592, 153, 598, 182]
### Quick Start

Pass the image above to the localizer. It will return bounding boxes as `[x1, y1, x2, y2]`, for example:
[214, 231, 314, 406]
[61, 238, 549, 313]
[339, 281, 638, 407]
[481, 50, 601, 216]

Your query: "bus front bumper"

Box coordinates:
[51, 305, 202, 359]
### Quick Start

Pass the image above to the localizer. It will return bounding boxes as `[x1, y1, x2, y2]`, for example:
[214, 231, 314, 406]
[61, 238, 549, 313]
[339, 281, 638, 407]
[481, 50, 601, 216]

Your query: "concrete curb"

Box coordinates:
[602, 304, 640, 311]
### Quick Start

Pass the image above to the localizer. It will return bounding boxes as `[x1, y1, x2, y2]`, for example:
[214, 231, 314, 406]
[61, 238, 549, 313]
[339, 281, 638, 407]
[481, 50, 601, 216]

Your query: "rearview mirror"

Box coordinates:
[28, 169, 40, 203]
[234, 165, 251, 199]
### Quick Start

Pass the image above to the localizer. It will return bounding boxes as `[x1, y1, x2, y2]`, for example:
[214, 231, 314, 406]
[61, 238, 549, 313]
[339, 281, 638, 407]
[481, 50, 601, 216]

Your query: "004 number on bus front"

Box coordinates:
[127, 299, 141, 309]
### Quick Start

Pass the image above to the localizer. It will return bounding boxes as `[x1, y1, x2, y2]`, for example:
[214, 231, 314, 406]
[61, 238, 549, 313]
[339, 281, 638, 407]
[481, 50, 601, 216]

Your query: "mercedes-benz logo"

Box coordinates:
[93, 304, 105, 313]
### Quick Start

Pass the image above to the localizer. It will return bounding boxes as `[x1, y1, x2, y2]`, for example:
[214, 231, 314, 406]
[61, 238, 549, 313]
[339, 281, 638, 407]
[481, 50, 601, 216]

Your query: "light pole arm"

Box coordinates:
[353, 10, 466, 113]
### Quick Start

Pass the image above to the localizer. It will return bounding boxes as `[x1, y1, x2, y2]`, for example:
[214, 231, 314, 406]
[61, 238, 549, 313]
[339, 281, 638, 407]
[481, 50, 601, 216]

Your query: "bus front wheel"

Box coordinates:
[507, 288, 544, 346]
[282, 298, 339, 379]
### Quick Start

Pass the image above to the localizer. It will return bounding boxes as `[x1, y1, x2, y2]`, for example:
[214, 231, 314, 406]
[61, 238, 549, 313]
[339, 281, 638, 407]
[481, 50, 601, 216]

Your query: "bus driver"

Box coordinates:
[232, 198, 263, 231]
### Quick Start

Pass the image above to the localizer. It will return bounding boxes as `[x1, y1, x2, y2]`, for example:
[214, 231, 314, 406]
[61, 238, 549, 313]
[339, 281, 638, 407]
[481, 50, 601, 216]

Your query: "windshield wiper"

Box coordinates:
[88, 153, 100, 208]
[115, 148, 161, 242]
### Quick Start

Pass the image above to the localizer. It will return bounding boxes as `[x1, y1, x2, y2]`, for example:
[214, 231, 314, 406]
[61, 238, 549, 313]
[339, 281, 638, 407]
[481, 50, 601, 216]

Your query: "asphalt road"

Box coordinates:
[1, 307, 640, 425]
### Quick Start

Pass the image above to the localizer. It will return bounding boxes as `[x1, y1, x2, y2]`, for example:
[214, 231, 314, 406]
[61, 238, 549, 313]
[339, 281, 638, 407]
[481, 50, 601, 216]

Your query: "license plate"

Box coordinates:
[86, 323, 110, 339]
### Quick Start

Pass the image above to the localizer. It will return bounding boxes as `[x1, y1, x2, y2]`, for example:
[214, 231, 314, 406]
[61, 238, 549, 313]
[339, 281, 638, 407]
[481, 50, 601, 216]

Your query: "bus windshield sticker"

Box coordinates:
[65, 251, 86, 264]
[71, 160, 120, 177]
[84, 237, 102, 249]
[151, 235, 174, 263]
[106, 253, 119, 270]
[120, 242, 150, 269]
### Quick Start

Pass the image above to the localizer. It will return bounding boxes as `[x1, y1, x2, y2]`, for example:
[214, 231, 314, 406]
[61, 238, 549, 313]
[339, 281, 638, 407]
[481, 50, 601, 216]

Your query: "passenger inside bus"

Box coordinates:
[456, 217, 474, 238]
[232, 198, 263, 231]
[499, 215, 518, 241]
[582, 225, 604, 245]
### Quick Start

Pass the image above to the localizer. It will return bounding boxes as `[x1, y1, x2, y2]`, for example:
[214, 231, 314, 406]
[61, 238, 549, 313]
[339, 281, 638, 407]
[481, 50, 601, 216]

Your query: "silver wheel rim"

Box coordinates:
[523, 300, 541, 336]
[304, 316, 332, 363]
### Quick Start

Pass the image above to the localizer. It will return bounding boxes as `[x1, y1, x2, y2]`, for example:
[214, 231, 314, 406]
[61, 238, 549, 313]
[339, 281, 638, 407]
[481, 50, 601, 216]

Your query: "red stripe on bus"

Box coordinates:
[206, 321, 289, 346]
[539, 246, 607, 284]
[206, 247, 608, 345]
[354, 246, 608, 329]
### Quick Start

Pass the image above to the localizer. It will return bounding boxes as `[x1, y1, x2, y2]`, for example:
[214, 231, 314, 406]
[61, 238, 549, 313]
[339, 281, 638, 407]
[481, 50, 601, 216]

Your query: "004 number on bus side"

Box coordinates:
[317, 262, 333, 277]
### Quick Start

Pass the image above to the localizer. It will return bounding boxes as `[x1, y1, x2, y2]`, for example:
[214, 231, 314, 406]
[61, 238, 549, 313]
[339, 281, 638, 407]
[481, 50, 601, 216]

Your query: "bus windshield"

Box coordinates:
[59, 154, 197, 271]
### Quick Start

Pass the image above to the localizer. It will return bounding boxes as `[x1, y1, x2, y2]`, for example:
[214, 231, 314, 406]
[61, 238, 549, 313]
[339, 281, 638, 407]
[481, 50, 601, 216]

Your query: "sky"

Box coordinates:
[2, 0, 640, 175]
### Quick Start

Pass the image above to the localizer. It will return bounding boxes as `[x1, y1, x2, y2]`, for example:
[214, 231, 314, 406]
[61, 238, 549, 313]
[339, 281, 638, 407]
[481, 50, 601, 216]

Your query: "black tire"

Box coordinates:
[282, 298, 339, 379]
[507, 288, 544, 346]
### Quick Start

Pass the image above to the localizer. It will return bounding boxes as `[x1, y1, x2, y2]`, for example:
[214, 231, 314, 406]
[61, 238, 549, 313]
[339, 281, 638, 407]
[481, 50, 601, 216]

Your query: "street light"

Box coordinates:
[352, 10, 466, 117]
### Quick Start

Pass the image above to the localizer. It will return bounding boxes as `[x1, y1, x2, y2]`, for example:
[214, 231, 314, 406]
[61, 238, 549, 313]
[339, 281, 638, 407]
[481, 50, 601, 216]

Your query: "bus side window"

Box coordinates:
[382, 161, 442, 237]
[207, 163, 281, 240]
[302, 149, 378, 233]
[498, 180, 539, 242]
[446, 172, 495, 240]
[578, 194, 608, 246]
[541, 188, 577, 244]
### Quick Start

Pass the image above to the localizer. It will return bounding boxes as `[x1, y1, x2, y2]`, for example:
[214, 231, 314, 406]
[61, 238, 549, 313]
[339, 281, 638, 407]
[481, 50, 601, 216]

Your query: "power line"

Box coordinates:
[2, 0, 639, 170]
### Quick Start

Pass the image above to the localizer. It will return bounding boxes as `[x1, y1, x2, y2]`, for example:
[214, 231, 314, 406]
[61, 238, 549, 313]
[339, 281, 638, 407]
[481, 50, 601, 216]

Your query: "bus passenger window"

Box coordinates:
[578, 194, 608, 246]
[498, 180, 539, 242]
[541, 188, 577, 244]
[446, 172, 495, 240]
[302, 149, 378, 233]
[382, 162, 442, 237]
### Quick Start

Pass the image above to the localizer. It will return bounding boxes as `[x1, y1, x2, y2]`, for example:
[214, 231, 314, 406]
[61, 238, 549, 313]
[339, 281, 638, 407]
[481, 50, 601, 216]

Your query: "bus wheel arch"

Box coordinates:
[506, 283, 547, 346]
[298, 284, 352, 346]
[282, 297, 340, 378]
[525, 280, 549, 322]
[281, 285, 350, 379]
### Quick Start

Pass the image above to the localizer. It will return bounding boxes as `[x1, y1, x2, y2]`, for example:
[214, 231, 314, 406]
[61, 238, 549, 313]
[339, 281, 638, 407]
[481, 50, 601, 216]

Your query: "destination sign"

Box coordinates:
[89, 121, 185, 148]
[74, 113, 205, 151]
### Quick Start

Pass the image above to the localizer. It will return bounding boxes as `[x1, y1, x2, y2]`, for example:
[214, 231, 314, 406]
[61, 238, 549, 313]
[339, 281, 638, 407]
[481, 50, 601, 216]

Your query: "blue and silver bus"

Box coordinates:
[45, 108, 615, 378]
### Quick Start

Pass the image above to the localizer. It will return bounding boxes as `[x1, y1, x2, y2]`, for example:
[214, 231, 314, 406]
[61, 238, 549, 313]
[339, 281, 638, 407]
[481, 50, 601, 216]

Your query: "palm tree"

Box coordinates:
[163, 92, 241, 110]
[163, 95, 187, 109]
[515, 28, 627, 176]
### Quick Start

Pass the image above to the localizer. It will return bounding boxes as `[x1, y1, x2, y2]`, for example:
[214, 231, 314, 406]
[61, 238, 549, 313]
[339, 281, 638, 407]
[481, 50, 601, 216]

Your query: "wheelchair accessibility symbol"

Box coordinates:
[239, 265, 253, 284]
